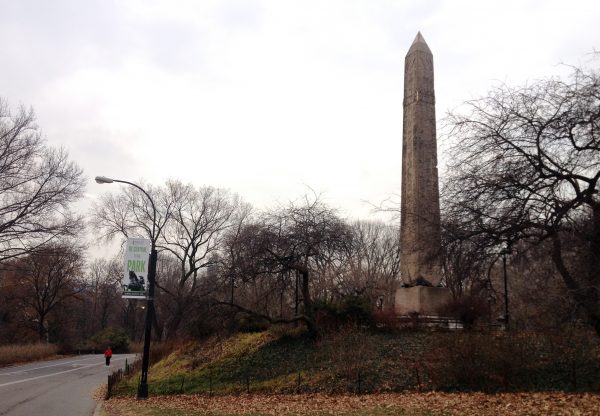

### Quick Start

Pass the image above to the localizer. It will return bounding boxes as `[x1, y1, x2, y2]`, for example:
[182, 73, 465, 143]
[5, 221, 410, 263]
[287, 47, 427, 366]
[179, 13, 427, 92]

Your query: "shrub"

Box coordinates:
[314, 295, 374, 331]
[337, 295, 373, 325]
[128, 341, 143, 353]
[439, 294, 489, 329]
[236, 315, 270, 333]
[429, 328, 600, 392]
[372, 309, 398, 331]
[78, 327, 129, 353]
[267, 324, 308, 340]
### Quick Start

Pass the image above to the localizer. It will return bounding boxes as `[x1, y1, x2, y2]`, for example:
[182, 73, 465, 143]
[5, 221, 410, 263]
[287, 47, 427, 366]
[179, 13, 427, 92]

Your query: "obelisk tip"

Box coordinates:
[408, 31, 431, 55]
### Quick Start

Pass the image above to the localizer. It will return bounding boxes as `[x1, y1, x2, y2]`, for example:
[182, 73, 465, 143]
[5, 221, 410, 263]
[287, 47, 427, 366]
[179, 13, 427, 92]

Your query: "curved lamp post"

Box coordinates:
[95, 176, 157, 399]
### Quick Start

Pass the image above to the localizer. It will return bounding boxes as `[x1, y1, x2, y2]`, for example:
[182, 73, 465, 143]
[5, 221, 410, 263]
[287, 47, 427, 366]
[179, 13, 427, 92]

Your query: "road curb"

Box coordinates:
[93, 400, 104, 416]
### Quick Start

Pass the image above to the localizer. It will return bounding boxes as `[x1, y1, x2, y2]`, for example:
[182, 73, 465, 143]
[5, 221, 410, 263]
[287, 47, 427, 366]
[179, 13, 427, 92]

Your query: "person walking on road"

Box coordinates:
[104, 346, 112, 366]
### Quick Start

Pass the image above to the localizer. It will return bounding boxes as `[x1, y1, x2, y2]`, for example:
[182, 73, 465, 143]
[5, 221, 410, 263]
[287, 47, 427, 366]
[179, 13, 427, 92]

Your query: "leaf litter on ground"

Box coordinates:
[102, 392, 600, 416]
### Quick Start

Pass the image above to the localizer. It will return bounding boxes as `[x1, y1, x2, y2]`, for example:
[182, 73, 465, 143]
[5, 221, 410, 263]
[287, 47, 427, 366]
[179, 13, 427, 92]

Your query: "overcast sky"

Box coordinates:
[2, 0, 599, 226]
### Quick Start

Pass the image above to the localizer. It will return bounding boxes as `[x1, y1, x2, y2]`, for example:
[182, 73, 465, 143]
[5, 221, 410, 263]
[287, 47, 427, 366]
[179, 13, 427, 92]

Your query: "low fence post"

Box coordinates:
[106, 375, 111, 399]
[106, 357, 140, 400]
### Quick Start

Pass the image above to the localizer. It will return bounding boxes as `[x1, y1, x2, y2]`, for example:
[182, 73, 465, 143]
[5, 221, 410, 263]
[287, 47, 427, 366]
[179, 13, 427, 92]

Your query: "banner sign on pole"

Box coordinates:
[123, 238, 151, 299]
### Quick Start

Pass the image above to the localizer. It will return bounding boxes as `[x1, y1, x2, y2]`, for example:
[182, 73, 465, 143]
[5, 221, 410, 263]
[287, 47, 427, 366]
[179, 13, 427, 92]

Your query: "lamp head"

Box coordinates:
[95, 176, 114, 184]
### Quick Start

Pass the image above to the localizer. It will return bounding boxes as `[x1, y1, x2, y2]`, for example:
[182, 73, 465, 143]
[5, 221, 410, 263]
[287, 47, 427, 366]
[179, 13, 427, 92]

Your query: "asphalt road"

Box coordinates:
[0, 354, 137, 416]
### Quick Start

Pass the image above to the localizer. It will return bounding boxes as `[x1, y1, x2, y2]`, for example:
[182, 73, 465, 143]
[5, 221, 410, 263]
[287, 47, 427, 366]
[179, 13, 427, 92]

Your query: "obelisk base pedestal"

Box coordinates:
[394, 286, 452, 316]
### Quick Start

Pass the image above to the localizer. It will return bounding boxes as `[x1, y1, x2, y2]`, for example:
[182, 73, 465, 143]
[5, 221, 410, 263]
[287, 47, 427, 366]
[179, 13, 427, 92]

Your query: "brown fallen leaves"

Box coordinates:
[102, 392, 600, 416]
[93, 384, 107, 401]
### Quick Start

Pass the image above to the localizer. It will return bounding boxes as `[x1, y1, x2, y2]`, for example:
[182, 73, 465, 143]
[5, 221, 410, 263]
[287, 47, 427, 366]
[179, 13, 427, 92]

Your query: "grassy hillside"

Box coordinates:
[112, 325, 600, 396]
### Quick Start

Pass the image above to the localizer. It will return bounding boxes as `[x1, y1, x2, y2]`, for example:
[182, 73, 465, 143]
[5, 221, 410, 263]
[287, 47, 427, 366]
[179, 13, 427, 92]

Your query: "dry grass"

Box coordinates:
[128, 340, 180, 356]
[128, 341, 143, 353]
[0, 343, 58, 367]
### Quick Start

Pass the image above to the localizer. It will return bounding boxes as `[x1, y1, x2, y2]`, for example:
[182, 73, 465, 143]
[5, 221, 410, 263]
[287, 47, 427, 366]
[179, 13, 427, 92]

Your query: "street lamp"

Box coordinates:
[95, 176, 157, 399]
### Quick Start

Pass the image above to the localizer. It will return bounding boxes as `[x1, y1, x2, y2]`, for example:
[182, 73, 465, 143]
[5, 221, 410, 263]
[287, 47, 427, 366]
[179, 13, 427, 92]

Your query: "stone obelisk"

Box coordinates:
[396, 32, 449, 315]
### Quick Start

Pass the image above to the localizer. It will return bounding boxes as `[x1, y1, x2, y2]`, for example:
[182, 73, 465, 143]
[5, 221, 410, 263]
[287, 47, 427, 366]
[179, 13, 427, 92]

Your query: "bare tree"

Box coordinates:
[157, 181, 243, 335]
[0, 99, 85, 263]
[440, 220, 492, 298]
[92, 180, 244, 337]
[442, 59, 600, 334]
[91, 181, 170, 244]
[334, 220, 400, 308]
[12, 244, 84, 341]
[86, 258, 122, 335]
[0, 267, 28, 342]
[222, 195, 352, 335]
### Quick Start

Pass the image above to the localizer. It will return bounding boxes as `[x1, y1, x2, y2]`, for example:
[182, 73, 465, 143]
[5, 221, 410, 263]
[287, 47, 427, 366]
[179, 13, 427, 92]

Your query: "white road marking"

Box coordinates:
[0, 357, 130, 388]
[0, 356, 100, 376]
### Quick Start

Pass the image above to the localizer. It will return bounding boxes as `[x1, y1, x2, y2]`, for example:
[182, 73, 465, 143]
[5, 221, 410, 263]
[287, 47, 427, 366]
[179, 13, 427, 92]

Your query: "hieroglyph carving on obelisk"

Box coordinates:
[400, 32, 442, 286]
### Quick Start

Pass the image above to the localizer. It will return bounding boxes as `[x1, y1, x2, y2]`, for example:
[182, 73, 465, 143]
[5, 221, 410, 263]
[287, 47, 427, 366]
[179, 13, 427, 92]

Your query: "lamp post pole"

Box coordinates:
[95, 176, 157, 399]
[138, 246, 156, 398]
[501, 246, 511, 330]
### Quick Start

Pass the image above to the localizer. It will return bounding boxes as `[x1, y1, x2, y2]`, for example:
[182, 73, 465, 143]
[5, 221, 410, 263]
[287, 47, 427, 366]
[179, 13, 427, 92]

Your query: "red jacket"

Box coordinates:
[104, 348, 113, 358]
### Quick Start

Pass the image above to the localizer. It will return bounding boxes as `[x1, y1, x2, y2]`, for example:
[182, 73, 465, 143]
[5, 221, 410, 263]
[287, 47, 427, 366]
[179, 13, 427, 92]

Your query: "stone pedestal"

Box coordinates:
[394, 286, 451, 316]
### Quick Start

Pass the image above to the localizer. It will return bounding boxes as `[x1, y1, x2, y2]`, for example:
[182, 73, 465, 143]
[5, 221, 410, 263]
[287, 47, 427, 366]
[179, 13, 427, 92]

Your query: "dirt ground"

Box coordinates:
[100, 391, 600, 416]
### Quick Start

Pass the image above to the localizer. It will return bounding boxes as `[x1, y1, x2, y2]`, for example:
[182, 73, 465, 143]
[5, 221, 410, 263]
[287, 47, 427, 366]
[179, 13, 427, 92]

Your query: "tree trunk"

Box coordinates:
[38, 314, 47, 342]
[588, 203, 600, 336]
[168, 304, 184, 338]
[300, 269, 317, 336]
[100, 298, 109, 330]
[589, 203, 600, 284]
[124, 300, 136, 338]
[151, 302, 163, 341]
[551, 233, 600, 337]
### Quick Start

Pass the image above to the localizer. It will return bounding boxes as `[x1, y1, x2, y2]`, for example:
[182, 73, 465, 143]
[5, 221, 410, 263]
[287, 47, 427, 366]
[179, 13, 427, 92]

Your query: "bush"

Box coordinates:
[183, 302, 233, 338]
[236, 315, 271, 333]
[314, 295, 373, 331]
[128, 341, 143, 353]
[429, 328, 600, 392]
[267, 324, 308, 340]
[440, 294, 489, 329]
[338, 295, 373, 325]
[372, 309, 399, 331]
[78, 328, 129, 353]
